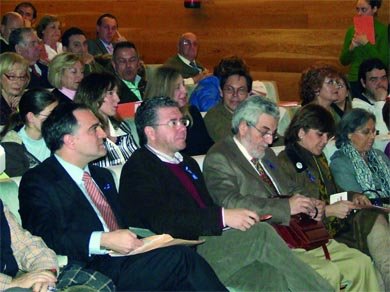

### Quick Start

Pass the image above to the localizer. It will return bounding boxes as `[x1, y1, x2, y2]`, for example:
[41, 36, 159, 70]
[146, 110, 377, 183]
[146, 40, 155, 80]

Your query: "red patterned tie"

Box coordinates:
[251, 158, 279, 195]
[82, 172, 119, 231]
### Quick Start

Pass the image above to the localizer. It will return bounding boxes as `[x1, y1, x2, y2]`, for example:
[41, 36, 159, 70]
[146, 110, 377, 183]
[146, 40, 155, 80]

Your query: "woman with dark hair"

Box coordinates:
[0, 88, 58, 176]
[278, 104, 390, 290]
[330, 108, 390, 197]
[74, 72, 139, 167]
[339, 0, 388, 99]
[145, 66, 213, 155]
[331, 73, 352, 119]
[300, 64, 343, 124]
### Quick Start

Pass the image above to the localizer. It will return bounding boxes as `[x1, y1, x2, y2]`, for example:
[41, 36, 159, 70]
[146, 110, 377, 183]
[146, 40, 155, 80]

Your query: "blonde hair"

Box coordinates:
[48, 52, 82, 88]
[0, 52, 30, 88]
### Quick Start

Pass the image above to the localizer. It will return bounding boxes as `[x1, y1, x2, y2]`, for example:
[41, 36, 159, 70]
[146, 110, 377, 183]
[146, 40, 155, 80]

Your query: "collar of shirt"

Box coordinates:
[107, 118, 126, 137]
[54, 154, 90, 185]
[178, 54, 195, 67]
[99, 39, 113, 51]
[59, 87, 76, 100]
[145, 144, 183, 164]
[233, 136, 257, 167]
[122, 74, 141, 88]
[362, 92, 376, 105]
[30, 63, 42, 75]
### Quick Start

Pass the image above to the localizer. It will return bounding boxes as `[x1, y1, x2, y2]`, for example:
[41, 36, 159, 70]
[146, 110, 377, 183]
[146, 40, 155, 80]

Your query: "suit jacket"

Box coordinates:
[52, 88, 73, 105]
[203, 103, 233, 142]
[117, 76, 146, 103]
[0, 202, 58, 290]
[27, 62, 52, 89]
[87, 38, 110, 56]
[118, 147, 223, 240]
[164, 54, 204, 79]
[19, 156, 126, 263]
[203, 136, 303, 225]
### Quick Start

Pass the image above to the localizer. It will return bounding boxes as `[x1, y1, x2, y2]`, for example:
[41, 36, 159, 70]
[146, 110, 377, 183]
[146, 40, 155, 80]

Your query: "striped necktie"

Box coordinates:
[82, 172, 119, 231]
[251, 158, 278, 195]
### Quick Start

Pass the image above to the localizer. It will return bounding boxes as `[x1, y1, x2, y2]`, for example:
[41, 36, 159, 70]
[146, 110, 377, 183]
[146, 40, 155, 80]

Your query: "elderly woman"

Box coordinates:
[36, 15, 63, 62]
[339, 0, 388, 99]
[278, 104, 390, 290]
[0, 52, 30, 125]
[74, 72, 139, 167]
[48, 52, 84, 104]
[145, 66, 213, 155]
[300, 64, 346, 124]
[0, 88, 58, 177]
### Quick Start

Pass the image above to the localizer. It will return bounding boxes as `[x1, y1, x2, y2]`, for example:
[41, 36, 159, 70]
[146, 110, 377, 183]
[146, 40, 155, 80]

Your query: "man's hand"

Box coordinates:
[224, 208, 259, 231]
[325, 201, 357, 219]
[373, 86, 388, 101]
[101, 229, 144, 254]
[9, 270, 57, 292]
[289, 194, 315, 215]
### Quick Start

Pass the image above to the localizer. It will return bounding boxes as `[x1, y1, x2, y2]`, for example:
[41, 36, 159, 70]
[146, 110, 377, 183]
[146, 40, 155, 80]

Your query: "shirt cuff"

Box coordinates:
[89, 231, 108, 255]
[221, 207, 225, 227]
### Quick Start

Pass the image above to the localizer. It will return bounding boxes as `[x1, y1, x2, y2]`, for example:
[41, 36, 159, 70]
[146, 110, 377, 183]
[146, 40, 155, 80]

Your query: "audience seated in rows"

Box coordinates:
[74, 72, 139, 167]
[109, 41, 146, 103]
[352, 58, 388, 134]
[18, 102, 227, 291]
[0, 88, 58, 177]
[87, 13, 126, 56]
[62, 27, 106, 76]
[0, 198, 116, 291]
[204, 69, 252, 142]
[0, 12, 23, 53]
[14, 2, 37, 27]
[9, 27, 51, 89]
[144, 66, 213, 155]
[277, 104, 390, 290]
[164, 32, 209, 85]
[0, 52, 30, 125]
[203, 96, 380, 291]
[48, 52, 84, 103]
[340, 0, 388, 99]
[36, 15, 63, 63]
[118, 96, 333, 291]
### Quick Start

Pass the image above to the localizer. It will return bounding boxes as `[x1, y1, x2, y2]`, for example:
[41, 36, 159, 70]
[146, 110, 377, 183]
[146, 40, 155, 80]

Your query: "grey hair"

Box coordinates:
[232, 95, 280, 134]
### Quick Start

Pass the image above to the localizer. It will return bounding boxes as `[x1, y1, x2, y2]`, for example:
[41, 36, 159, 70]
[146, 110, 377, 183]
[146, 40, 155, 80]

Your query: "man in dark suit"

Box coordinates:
[18, 102, 226, 291]
[164, 32, 209, 85]
[9, 27, 51, 89]
[118, 96, 333, 291]
[0, 12, 23, 53]
[110, 41, 146, 103]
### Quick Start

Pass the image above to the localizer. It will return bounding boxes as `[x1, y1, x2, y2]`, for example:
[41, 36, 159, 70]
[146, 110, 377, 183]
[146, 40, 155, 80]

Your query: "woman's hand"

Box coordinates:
[325, 200, 356, 219]
[349, 33, 368, 50]
[352, 193, 372, 206]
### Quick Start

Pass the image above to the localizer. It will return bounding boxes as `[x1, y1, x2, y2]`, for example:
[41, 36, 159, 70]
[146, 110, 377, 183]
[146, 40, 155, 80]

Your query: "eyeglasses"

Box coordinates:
[247, 122, 277, 140]
[3, 73, 28, 82]
[356, 128, 377, 136]
[223, 86, 248, 97]
[152, 118, 190, 128]
[367, 76, 388, 83]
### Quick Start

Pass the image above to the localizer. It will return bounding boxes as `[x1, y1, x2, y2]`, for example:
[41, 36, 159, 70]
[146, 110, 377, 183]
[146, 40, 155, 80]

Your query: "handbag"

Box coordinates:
[273, 213, 331, 260]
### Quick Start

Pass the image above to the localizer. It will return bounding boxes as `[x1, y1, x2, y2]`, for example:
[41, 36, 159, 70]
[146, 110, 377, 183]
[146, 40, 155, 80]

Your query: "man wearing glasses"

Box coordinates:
[204, 69, 252, 142]
[352, 58, 389, 134]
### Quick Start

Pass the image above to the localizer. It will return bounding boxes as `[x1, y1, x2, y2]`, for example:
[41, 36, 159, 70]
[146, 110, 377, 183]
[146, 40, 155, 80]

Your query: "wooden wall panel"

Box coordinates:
[1, 0, 389, 101]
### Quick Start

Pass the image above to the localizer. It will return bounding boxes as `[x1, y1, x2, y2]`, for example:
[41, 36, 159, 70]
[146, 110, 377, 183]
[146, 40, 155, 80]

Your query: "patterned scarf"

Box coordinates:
[340, 143, 390, 197]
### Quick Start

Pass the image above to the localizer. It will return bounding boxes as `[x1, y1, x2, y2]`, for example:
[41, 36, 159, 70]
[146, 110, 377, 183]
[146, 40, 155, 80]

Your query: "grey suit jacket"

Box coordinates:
[87, 38, 110, 56]
[203, 136, 303, 224]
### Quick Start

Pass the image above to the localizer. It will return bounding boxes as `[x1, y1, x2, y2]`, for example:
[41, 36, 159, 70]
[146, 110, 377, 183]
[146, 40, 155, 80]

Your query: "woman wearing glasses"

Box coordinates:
[0, 52, 30, 125]
[331, 73, 352, 120]
[339, 0, 388, 99]
[145, 66, 213, 155]
[0, 88, 58, 177]
[278, 104, 389, 290]
[74, 72, 139, 167]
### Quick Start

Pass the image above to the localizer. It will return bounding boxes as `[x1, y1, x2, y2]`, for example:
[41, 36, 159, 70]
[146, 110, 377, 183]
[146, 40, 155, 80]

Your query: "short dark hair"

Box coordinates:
[368, 0, 382, 9]
[220, 69, 253, 93]
[135, 96, 178, 145]
[284, 104, 335, 146]
[113, 41, 138, 58]
[8, 27, 33, 51]
[42, 102, 89, 152]
[358, 58, 387, 83]
[213, 55, 250, 78]
[335, 108, 376, 148]
[14, 2, 37, 19]
[96, 13, 117, 26]
[61, 27, 86, 48]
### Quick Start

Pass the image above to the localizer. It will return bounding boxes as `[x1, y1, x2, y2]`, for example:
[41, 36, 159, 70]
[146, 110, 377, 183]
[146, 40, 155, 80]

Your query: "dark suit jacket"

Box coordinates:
[203, 136, 303, 225]
[118, 147, 223, 240]
[117, 76, 146, 103]
[87, 38, 110, 56]
[51, 88, 73, 105]
[164, 54, 204, 79]
[19, 156, 126, 263]
[27, 62, 52, 89]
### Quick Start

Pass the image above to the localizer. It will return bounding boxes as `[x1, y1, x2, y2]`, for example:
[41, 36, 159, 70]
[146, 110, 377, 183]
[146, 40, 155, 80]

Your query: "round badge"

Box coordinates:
[296, 162, 303, 169]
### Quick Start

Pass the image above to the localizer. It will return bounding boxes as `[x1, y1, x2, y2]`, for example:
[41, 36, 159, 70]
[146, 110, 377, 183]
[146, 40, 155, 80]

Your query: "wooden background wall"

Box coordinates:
[1, 0, 389, 101]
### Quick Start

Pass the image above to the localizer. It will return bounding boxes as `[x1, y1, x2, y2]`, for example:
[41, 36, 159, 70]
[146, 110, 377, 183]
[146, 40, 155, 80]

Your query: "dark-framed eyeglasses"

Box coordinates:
[152, 118, 191, 128]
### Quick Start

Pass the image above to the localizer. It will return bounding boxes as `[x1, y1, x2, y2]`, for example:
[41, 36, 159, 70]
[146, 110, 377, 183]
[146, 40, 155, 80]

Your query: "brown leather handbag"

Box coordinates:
[273, 213, 331, 260]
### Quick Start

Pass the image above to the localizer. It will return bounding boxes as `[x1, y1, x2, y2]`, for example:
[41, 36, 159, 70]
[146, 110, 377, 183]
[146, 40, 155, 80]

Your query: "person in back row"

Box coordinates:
[18, 102, 227, 291]
[118, 96, 334, 291]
